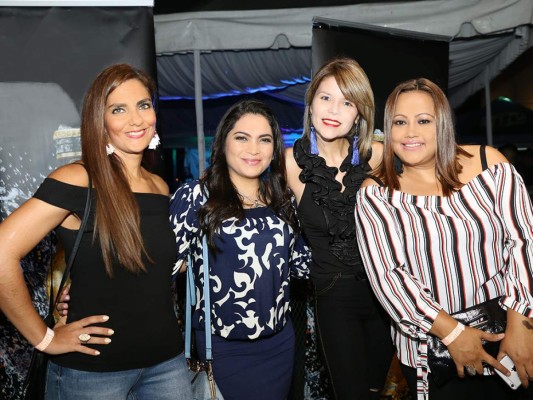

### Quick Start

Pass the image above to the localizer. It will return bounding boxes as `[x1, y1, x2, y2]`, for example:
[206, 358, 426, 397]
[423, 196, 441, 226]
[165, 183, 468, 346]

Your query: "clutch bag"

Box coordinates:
[427, 297, 506, 387]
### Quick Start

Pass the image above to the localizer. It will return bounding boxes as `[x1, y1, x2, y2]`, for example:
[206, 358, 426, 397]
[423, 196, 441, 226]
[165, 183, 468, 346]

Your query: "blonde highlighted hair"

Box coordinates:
[303, 57, 375, 160]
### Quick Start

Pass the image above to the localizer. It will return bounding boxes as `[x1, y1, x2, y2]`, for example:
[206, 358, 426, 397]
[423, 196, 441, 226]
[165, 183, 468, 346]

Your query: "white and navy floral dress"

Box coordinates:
[169, 180, 310, 400]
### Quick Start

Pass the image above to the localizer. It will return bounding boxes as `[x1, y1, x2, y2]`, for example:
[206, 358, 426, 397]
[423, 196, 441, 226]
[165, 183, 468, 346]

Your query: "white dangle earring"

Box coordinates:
[106, 143, 115, 155]
[148, 131, 160, 150]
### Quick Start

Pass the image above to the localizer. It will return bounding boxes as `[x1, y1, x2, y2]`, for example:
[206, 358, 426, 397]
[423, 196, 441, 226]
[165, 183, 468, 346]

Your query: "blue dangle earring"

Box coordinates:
[309, 126, 319, 155]
[351, 136, 360, 166]
[351, 123, 360, 166]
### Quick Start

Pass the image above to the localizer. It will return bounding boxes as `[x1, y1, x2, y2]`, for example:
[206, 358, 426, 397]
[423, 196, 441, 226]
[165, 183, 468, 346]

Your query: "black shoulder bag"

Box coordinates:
[23, 175, 92, 400]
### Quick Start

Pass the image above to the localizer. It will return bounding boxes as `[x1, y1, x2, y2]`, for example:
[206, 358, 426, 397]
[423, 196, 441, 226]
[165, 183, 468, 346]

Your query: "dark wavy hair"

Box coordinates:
[378, 78, 470, 196]
[198, 99, 298, 252]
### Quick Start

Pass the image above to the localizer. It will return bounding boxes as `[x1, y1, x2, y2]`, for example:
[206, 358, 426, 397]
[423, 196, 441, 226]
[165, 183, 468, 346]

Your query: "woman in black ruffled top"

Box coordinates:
[286, 57, 393, 399]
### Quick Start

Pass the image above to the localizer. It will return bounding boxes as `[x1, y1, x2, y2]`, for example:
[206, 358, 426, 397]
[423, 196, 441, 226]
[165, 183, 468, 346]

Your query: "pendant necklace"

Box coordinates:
[238, 191, 260, 208]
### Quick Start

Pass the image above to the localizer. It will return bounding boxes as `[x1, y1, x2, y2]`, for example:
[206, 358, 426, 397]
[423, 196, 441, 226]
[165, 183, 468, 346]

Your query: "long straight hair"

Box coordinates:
[379, 78, 470, 196]
[303, 57, 375, 160]
[198, 99, 298, 252]
[81, 63, 156, 275]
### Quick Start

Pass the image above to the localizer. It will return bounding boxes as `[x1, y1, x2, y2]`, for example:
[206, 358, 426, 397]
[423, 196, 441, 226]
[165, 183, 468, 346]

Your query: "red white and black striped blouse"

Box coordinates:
[355, 162, 533, 399]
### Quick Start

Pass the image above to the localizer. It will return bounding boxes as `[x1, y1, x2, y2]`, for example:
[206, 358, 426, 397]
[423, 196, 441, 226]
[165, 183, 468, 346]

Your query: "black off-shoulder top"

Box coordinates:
[33, 178, 182, 371]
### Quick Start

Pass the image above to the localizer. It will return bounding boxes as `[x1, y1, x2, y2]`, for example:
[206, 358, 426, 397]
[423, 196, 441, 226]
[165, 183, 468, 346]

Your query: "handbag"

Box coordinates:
[23, 174, 92, 400]
[185, 235, 224, 400]
[427, 297, 506, 387]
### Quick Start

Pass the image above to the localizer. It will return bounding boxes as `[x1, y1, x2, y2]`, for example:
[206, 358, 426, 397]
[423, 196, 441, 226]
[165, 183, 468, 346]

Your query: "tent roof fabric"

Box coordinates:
[153, 0, 533, 139]
[154, 0, 533, 53]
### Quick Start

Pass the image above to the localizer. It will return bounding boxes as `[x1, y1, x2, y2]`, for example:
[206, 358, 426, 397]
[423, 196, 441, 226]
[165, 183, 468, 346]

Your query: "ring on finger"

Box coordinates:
[465, 365, 476, 376]
[78, 333, 91, 343]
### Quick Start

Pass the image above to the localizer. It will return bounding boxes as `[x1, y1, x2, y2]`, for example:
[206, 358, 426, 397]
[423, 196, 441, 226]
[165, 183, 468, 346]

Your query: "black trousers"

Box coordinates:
[313, 273, 394, 400]
[401, 363, 526, 400]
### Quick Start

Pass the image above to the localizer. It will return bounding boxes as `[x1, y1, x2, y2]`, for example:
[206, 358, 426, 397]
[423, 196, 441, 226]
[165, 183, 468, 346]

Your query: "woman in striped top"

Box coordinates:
[355, 78, 533, 400]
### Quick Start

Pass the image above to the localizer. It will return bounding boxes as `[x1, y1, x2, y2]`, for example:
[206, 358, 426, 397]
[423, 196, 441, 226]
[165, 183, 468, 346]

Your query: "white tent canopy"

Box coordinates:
[154, 0, 533, 169]
[155, 0, 533, 52]
[154, 0, 533, 107]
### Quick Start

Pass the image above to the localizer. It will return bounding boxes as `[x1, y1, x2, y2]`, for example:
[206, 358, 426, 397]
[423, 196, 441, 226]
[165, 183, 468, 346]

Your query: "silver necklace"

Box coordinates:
[237, 191, 260, 208]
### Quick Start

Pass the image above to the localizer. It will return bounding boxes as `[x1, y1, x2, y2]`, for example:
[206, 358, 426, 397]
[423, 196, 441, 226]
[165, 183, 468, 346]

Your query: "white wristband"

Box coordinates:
[35, 327, 54, 351]
[441, 322, 465, 346]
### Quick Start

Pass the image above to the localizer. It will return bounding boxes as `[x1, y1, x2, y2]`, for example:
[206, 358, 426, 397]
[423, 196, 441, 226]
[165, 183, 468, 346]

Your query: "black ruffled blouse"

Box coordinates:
[294, 137, 370, 278]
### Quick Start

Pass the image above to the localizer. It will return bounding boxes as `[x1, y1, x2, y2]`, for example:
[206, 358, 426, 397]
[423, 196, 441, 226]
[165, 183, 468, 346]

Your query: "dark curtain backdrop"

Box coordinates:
[312, 18, 450, 130]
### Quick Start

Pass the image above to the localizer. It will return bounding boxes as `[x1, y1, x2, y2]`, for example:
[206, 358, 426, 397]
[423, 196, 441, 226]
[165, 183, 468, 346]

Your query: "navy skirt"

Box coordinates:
[195, 319, 295, 400]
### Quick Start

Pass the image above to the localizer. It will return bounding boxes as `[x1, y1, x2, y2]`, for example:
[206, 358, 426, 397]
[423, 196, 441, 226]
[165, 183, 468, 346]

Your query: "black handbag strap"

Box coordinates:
[480, 144, 488, 170]
[46, 170, 92, 325]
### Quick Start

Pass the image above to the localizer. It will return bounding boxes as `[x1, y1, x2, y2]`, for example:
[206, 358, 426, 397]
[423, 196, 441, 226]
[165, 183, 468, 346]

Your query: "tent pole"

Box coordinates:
[484, 70, 493, 147]
[194, 49, 206, 177]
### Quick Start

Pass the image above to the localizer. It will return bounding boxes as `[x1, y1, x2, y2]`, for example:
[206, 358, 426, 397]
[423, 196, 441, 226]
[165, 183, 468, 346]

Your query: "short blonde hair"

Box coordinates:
[303, 57, 374, 159]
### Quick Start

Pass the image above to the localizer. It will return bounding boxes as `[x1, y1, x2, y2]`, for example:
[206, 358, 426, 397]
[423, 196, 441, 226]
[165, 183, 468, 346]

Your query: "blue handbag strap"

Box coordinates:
[184, 254, 194, 359]
[185, 235, 213, 361]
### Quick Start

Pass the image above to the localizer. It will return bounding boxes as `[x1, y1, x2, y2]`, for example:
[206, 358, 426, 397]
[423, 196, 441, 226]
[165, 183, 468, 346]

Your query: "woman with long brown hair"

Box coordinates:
[0, 64, 192, 399]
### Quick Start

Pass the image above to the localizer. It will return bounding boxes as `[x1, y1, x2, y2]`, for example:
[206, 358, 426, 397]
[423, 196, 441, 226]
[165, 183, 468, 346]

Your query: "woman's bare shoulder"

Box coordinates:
[284, 146, 305, 202]
[460, 144, 509, 169]
[285, 147, 301, 175]
[361, 176, 380, 189]
[48, 162, 89, 187]
[484, 145, 509, 166]
[285, 146, 296, 164]
[146, 172, 169, 196]
[369, 141, 383, 170]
